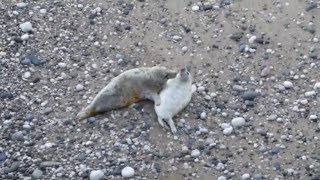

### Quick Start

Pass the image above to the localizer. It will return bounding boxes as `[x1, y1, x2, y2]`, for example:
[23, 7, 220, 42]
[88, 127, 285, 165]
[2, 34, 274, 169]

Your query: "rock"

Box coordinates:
[87, 117, 96, 123]
[32, 169, 43, 179]
[271, 146, 280, 154]
[203, 4, 213, 11]
[172, 35, 182, 41]
[204, 138, 214, 146]
[76, 84, 84, 91]
[192, 5, 200, 11]
[58, 62, 67, 68]
[1, 92, 13, 99]
[152, 163, 161, 173]
[181, 146, 189, 154]
[252, 173, 262, 180]
[197, 86, 205, 92]
[283, 81, 293, 89]
[305, 3, 317, 12]
[0, 152, 7, 161]
[230, 31, 243, 41]
[21, 34, 29, 40]
[6, 161, 20, 173]
[314, 82, 320, 91]
[309, 52, 318, 59]
[242, 173, 250, 179]
[259, 145, 267, 153]
[11, 131, 24, 141]
[23, 53, 40, 65]
[182, 46, 188, 52]
[191, 149, 200, 157]
[16, 2, 27, 8]
[89, 170, 104, 180]
[231, 117, 246, 127]
[220, 123, 231, 129]
[200, 112, 207, 119]
[217, 176, 227, 180]
[40, 161, 61, 168]
[19, 22, 33, 33]
[23, 72, 31, 79]
[261, 66, 270, 77]
[121, 166, 134, 178]
[223, 126, 233, 135]
[242, 90, 260, 101]
[305, 91, 316, 97]
[248, 36, 256, 44]
[40, 9, 47, 14]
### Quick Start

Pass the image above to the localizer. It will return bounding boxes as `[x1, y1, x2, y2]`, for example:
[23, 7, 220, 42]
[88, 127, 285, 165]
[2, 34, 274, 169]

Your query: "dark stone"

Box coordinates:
[14, 37, 23, 43]
[1, 92, 14, 99]
[239, 44, 246, 52]
[153, 163, 161, 173]
[309, 52, 318, 59]
[254, 36, 264, 44]
[5, 162, 20, 173]
[230, 31, 243, 41]
[242, 90, 260, 101]
[4, 111, 12, 119]
[25, 112, 33, 121]
[0, 152, 7, 161]
[88, 13, 97, 19]
[271, 146, 280, 154]
[305, 3, 317, 12]
[273, 162, 281, 170]
[76, 154, 87, 162]
[203, 4, 213, 11]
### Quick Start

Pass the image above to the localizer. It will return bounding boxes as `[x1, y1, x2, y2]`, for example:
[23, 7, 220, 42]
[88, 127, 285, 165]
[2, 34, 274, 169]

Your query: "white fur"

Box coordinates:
[154, 72, 196, 134]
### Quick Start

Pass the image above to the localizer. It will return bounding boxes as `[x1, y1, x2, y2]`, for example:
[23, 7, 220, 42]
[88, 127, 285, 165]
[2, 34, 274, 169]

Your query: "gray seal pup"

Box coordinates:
[76, 66, 177, 121]
[154, 65, 196, 134]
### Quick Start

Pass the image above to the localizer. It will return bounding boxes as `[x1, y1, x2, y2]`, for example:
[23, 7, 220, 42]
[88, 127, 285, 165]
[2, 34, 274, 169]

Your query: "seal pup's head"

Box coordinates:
[178, 65, 192, 82]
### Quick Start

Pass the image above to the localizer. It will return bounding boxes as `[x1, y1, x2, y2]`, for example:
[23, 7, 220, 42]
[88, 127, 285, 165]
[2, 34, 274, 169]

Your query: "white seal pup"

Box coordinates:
[154, 65, 196, 134]
[76, 66, 177, 121]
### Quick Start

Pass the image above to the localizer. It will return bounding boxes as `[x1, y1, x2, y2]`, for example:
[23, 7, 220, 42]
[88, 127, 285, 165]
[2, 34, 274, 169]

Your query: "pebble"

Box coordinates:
[248, 36, 256, 44]
[200, 112, 207, 119]
[89, 170, 104, 180]
[40, 161, 61, 168]
[32, 169, 43, 179]
[191, 149, 200, 157]
[23, 72, 31, 79]
[197, 86, 205, 92]
[230, 31, 244, 41]
[182, 46, 188, 52]
[11, 131, 24, 141]
[242, 173, 250, 179]
[314, 82, 320, 91]
[76, 84, 84, 91]
[305, 91, 316, 97]
[261, 66, 270, 77]
[19, 22, 33, 32]
[242, 90, 260, 101]
[6, 161, 20, 173]
[121, 166, 135, 178]
[231, 117, 246, 127]
[192, 5, 200, 11]
[40, 9, 47, 14]
[181, 146, 189, 154]
[283, 81, 293, 89]
[21, 34, 29, 40]
[0, 153, 7, 161]
[217, 176, 227, 180]
[58, 62, 67, 68]
[16, 2, 27, 8]
[172, 35, 182, 41]
[220, 123, 231, 129]
[223, 126, 233, 135]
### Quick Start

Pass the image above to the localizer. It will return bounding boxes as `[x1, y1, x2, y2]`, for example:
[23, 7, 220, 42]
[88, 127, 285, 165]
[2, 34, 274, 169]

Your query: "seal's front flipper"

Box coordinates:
[147, 93, 161, 106]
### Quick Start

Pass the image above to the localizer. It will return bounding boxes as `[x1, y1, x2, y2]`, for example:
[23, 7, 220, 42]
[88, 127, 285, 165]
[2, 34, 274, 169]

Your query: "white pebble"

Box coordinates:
[305, 91, 316, 97]
[309, 115, 318, 120]
[283, 81, 293, 89]
[220, 123, 231, 130]
[89, 170, 104, 180]
[191, 149, 200, 157]
[182, 146, 189, 153]
[248, 36, 256, 44]
[58, 62, 67, 68]
[231, 117, 246, 127]
[192, 5, 200, 11]
[182, 46, 188, 52]
[75, 84, 84, 91]
[200, 112, 206, 119]
[314, 82, 320, 91]
[242, 173, 250, 179]
[121, 167, 134, 178]
[19, 22, 33, 32]
[217, 176, 227, 180]
[172, 35, 182, 41]
[39, 9, 47, 14]
[21, 34, 29, 40]
[17, 2, 27, 8]
[223, 126, 233, 135]
[197, 86, 205, 92]
[23, 72, 31, 79]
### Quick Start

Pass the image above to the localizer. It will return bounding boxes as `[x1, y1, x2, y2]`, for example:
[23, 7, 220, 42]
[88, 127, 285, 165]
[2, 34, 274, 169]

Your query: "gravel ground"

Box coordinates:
[1, 0, 320, 180]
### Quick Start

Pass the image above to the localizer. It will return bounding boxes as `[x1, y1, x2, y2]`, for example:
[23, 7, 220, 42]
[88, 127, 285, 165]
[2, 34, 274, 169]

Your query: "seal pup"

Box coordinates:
[76, 66, 177, 121]
[154, 65, 196, 134]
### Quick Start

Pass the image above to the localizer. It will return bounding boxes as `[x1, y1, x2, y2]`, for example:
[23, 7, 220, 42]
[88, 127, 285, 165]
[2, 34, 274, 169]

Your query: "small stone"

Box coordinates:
[200, 112, 206, 119]
[40, 9, 47, 14]
[172, 35, 182, 41]
[259, 145, 267, 153]
[309, 52, 318, 59]
[6, 161, 20, 173]
[76, 84, 84, 91]
[40, 161, 61, 168]
[89, 170, 104, 180]
[121, 166, 134, 178]
[305, 91, 316, 97]
[87, 117, 96, 123]
[242, 90, 260, 101]
[23, 72, 31, 79]
[261, 66, 270, 77]
[305, 3, 317, 12]
[0, 153, 7, 161]
[217, 176, 227, 180]
[181, 146, 189, 154]
[203, 4, 213, 11]
[252, 174, 262, 180]
[220, 123, 231, 130]
[192, 5, 200, 11]
[197, 86, 205, 92]
[310, 115, 318, 121]
[32, 169, 43, 179]
[242, 173, 250, 179]
[283, 81, 293, 89]
[204, 138, 214, 146]
[313, 82, 320, 91]
[153, 163, 161, 173]
[11, 131, 24, 141]
[191, 149, 200, 157]
[271, 146, 280, 154]
[58, 62, 67, 68]
[223, 126, 233, 135]
[19, 22, 33, 33]
[17, 2, 27, 8]
[21, 34, 29, 40]
[248, 36, 256, 44]
[182, 46, 188, 52]
[230, 31, 244, 41]
[231, 117, 246, 127]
